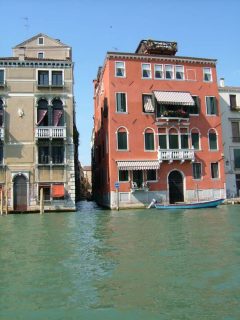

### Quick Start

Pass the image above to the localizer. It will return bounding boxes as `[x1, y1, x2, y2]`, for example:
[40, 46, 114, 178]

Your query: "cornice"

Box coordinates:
[0, 59, 72, 68]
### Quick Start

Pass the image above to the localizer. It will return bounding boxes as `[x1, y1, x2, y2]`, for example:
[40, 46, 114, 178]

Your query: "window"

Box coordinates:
[181, 134, 189, 149]
[142, 64, 151, 78]
[206, 96, 217, 115]
[234, 149, 240, 169]
[0, 142, 3, 164]
[52, 145, 64, 164]
[230, 94, 237, 110]
[144, 129, 155, 151]
[117, 129, 128, 150]
[52, 98, 64, 126]
[147, 169, 157, 181]
[38, 71, 49, 86]
[154, 65, 163, 79]
[211, 162, 219, 179]
[159, 135, 167, 149]
[203, 67, 212, 82]
[192, 163, 202, 180]
[37, 98, 49, 126]
[38, 146, 50, 164]
[165, 65, 173, 79]
[142, 94, 154, 113]
[38, 52, 44, 59]
[169, 129, 179, 149]
[38, 37, 44, 45]
[209, 130, 218, 150]
[189, 96, 200, 115]
[116, 93, 127, 112]
[232, 121, 240, 142]
[0, 98, 4, 127]
[52, 71, 63, 86]
[119, 170, 129, 182]
[115, 62, 125, 77]
[175, 66, 184, 80]
[0, 70, 4, 85]
[191, 131, 200, 150]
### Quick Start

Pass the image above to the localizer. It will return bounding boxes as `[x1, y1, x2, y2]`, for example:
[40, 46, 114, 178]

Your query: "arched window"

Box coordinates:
[191, 128, 200, 150]
[37, 98, 48, 126]
[144, 128, 155, 151]
[0, 98, 4, 127]
[168, 128, 179, 149]
[117, 127, 128, 150]
[52, 98, 64, 126]
[208, 129, 218, 150]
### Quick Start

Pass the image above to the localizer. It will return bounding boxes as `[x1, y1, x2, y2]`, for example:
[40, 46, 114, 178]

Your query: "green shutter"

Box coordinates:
[169, 134, 179, 149]
[118, 132, 127, 149]
[191, 133, 199, 150]
[209, 133, 217, 150]
[234, 149, 240, 169]
[181, 134, 189, 149]
[145, 133, 154, 150]
[159, 135, 167, 149]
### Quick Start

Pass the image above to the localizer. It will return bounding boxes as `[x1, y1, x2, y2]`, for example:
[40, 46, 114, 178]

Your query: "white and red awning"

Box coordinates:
[153, 91, 194, 106]
[117, 160, 160, 170]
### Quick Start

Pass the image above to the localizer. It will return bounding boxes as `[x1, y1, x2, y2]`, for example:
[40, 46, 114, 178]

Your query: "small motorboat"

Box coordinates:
[153, 198, 225, 210]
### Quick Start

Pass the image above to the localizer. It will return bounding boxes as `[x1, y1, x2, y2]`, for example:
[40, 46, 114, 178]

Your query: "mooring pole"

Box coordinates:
[5, 189, 8, 215]
[116, 187, 119, 211]
[40, 188, 44, 214]
[0, 188, 3, 215]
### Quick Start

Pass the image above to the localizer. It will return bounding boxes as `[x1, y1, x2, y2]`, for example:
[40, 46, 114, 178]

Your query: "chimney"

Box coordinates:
[219, 78, 225, 87]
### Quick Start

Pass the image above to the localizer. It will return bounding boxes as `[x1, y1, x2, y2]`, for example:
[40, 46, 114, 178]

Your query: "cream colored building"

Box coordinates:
[0, 33, 77, 211]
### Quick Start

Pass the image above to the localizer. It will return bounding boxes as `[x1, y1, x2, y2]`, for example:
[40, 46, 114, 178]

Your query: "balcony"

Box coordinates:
[0, 128, 4, 140]
[158, 148, 194, 163]
[35, 126, 66, 139]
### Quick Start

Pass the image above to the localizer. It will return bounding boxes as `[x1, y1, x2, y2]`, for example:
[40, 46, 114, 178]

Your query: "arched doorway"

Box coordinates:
[13, 175, 27, 211]
[168, 170, 184, 204]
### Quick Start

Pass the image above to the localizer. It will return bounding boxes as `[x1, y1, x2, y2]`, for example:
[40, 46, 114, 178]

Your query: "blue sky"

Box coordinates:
[1, 0, 240, 165]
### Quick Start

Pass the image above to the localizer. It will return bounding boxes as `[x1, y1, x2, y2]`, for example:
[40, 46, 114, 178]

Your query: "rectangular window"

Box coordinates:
[117, 132, 127, 150]
[203, 67, 212, 82]
[0, 143, 3, 164]
[52, 146, 64, 164]
[38, 71, 49, 86]
[232, 122, 240, 142]
[142, 94, 154, 113]
[154, 64, 163, 79]
[234, 149, 240, 169]
[116, 93, 127, 112]
[181, 134, 189, 149]
[159, 135, 167, 149]
[206, 96, 217, 115]
[119, 170, 129, 182]
[38, 146, 50, 164]
[191, 132, 200, 150]
[142, 63, 151, 78]
[230, 94, 237, 110]
[0, 70, 4, 85]
[145, 132, 154, 151]
[165, 65, 173, 79]
[189, 96, 200, 115]
[147, 169, 157, 181]
[38, 37, 44, 45]
[175, 66, 184, 80]
[211, 162, 219, 179]
[38, 52, 44, 59]
[192, 163, 202, 180]
[52, 71, 63, 86]
[115, 62, 125, 77]
[169, 134, 179, 149]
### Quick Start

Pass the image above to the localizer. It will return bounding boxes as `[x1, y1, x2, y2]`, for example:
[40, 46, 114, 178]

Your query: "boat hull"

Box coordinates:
[155, 198, 225, 210]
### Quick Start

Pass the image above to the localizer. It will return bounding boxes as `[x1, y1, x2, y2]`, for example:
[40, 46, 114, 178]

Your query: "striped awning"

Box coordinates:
[143, 95, 154, 112]
[117, 160, 160, 170]
[153, 91, 195, 106]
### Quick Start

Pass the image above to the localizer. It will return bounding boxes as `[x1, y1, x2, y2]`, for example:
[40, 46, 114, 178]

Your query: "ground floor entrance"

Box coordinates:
[168, 170, 184, 204]
[13, 175, 27, 211]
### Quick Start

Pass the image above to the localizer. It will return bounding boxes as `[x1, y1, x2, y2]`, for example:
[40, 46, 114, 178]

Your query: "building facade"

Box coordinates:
[0, 33, 77, 211]
[92, 40, 226, 209]
[219, 80, 240, 197]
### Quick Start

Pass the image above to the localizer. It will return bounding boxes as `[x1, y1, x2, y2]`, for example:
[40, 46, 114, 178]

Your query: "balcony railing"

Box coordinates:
[35, 126, 66, 139]
[158, 148, 195, 163]
[0, 128, 4, 140]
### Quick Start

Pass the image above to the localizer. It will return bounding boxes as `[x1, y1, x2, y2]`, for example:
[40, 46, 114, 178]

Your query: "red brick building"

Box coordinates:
[92, 40, 226, 208]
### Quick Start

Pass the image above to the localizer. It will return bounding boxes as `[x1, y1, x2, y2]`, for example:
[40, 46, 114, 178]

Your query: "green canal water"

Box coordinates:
[0, 202, 240, 320]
